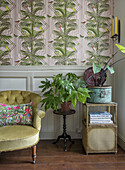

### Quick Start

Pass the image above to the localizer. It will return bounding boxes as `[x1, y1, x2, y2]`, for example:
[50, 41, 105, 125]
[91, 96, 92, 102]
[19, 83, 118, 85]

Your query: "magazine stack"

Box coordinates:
[89, 111, 113, 124]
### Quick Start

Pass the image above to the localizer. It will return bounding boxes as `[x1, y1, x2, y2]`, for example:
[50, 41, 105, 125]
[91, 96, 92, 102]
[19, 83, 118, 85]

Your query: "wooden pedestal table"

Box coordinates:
[53, 109, 75, 151]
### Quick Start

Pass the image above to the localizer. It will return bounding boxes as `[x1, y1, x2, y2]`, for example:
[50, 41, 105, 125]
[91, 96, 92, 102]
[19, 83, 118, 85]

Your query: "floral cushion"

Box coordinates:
[0, 102, 33, 126]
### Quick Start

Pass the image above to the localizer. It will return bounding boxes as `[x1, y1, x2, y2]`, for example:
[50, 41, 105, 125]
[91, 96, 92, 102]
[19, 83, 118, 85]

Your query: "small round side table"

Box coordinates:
[53, 109, 75, 151]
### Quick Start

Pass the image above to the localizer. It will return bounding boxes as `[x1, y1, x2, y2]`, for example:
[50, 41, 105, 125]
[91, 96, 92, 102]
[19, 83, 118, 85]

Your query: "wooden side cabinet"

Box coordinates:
[82, 102, 117, 154]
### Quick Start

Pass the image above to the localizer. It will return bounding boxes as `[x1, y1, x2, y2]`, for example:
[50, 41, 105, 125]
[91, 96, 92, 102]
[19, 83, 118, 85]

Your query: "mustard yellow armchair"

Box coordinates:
[0, 90, 45, 164]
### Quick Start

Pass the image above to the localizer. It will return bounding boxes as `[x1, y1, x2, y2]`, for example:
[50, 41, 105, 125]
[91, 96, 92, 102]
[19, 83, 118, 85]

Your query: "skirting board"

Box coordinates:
[118, 134, 125, 151]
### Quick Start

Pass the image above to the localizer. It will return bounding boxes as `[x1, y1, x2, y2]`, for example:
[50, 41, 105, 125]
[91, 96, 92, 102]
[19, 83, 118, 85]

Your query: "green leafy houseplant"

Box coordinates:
[39, 73, 90, 111]
[84, 44, 125, 87]
[84, 0, 112, 87]
[83, 44, 125, 103]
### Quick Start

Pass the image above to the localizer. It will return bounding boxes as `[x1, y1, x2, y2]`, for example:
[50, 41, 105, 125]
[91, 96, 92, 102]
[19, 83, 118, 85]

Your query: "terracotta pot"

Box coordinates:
[61, 101, 71, 112]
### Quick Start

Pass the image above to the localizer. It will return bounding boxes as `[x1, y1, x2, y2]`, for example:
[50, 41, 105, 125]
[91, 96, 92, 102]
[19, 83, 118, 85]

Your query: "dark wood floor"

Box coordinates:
[0, 139, 125, 170]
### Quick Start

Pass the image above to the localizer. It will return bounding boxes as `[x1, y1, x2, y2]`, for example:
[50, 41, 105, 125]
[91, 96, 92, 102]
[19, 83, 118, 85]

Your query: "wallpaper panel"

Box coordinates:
[0, 0, 113, 66]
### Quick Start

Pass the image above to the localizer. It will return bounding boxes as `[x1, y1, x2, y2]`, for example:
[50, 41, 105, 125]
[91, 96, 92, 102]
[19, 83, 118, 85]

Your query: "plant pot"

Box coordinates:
[83, 67, 107, 86]
[61, 101, 71, 112]
[87, 86, 112, 103]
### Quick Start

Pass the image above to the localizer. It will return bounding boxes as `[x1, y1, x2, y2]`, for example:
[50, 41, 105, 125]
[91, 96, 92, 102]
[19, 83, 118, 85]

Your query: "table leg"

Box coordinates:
[63, 115, 67, 151]
[53, 115, 74, 151]
[53, 134, 63, 144]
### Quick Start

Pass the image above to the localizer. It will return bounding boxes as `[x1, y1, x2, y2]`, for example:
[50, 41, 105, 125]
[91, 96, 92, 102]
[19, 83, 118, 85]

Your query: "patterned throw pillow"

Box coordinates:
[0, 102, 33, 126]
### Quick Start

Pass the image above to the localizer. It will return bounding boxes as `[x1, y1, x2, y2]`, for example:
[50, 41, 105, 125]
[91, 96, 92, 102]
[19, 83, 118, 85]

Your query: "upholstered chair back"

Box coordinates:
[0, 90, 40, 106]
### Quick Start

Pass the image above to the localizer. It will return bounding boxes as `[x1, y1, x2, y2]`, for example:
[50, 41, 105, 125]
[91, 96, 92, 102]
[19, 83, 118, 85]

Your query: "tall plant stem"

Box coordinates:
[103, 51, 119, 70]
[95, 2, 99, 86]
[99, 51, 125, 86]
[109, 56, 125, 67]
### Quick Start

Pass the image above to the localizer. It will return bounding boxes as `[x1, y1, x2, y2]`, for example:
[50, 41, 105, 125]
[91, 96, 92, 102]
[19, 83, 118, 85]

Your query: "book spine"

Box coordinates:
[89, 115, 112, 118]
[90, 119, 112, 121]
[90, 118, 112, 120]
[90, 120, 113, 124]
[89, 112, 112, 117]
[90, 115, 112, 118]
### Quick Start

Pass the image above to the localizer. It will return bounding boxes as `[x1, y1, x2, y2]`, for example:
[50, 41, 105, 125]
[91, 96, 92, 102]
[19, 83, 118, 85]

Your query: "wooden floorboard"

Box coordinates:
[0, 139, 125, 170]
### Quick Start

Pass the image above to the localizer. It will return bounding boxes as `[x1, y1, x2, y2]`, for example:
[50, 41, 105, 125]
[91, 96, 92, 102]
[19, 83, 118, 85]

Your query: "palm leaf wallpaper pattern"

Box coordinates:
[0, 0, 112, 66]
[0, 0, 14, 65]
[52, 0, 78, 65]
[19, 0, 46, 65]
[85, 0, 110, 66]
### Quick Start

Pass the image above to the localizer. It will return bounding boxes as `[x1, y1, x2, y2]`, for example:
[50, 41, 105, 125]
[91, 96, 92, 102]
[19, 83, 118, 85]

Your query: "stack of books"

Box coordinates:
[89, 111, 113, 124]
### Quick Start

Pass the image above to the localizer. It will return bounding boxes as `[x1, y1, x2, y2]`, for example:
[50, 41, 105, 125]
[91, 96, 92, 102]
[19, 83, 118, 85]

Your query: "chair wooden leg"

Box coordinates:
[32, 145, 36, 164]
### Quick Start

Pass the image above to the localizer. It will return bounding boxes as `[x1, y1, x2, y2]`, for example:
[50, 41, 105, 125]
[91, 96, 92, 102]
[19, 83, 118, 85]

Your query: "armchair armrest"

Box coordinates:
[33, 109, 45, 131]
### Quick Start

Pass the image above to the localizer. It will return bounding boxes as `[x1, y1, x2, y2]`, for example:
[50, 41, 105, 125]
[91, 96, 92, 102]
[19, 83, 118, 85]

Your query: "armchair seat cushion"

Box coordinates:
[0, 125, 39, 152]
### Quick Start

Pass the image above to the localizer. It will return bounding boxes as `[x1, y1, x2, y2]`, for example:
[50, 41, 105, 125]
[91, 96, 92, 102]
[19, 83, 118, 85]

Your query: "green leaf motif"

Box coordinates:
[85, 0, 110, 66]
[52, 0, 78, 65]
[0, 0, 12, 65]
[19, 0, 46, 65]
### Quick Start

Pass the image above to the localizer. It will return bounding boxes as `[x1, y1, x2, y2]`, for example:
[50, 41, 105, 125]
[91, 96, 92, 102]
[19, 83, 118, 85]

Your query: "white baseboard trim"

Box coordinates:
[118, 134, 125, 151]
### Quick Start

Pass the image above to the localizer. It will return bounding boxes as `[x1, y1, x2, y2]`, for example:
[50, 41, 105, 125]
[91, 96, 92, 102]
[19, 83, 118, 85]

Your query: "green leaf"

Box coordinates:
[107, 65, 115, 74]
[80, 35, 84, 38]
[21, 27, 32, 35]
[93, 63, 102, 74]
[67, 51, 75, 57]
[47, 15, 51, 18]
[47, 54, 52, 58]
[67, 11, 76, 18]
[115, 44, 125, 53]
[55, 7, 65, 16]
[55, 47, 65, 56]
[72, 94, 77, 108]
[14, 34, 18, 37]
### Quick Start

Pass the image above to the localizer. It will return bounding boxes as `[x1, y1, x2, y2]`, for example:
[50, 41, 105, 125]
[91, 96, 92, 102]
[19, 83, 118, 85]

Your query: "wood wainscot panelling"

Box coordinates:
[0, 66, 86, 140]
[0, 78, 26, 91]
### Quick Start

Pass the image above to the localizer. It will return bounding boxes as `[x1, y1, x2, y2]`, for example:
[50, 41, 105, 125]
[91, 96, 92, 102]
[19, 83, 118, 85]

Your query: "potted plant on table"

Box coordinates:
[83, 44, 125, 103]
[39, 73, 90, 112]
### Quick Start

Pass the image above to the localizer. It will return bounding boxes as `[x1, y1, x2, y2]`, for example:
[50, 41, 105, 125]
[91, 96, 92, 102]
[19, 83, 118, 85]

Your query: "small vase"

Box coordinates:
[61, 101, 71, 112]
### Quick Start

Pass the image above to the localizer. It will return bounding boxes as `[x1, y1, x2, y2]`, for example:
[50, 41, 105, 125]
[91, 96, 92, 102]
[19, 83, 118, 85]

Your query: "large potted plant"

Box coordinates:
[39, 73, 90, 112]
[84, 44, 125, 103]
[84, 0, 112, 103]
